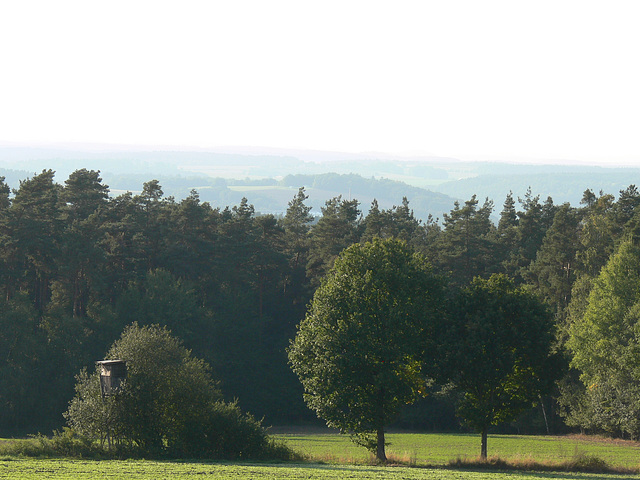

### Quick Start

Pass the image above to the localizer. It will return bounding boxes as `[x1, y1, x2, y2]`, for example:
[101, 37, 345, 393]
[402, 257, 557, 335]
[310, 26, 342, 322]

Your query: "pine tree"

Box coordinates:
[434, 195, 495, 284]
[307, 195, 361, 285]
[525, 204, 580, 320]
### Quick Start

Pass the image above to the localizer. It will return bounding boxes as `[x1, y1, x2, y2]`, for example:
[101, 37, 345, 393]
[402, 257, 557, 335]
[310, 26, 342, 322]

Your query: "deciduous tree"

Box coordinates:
[440, 275, 557, 458]
[289, 238, 444, 461]
[567, 239, 640, 438]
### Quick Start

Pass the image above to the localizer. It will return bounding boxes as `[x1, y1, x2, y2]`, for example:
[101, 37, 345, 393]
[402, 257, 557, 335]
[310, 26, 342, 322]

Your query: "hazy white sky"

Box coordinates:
[1, 1, 639, 166]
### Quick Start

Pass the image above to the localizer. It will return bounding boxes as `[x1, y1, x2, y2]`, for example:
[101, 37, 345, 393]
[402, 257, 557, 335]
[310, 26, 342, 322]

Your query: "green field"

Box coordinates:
[0, 458, 636, 480]
[2, 433, 640, 479]
[276, 432, 640, 469]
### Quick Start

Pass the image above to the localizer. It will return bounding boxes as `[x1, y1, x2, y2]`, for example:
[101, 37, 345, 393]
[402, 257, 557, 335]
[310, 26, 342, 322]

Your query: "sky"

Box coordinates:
[1, 1, 639, 167]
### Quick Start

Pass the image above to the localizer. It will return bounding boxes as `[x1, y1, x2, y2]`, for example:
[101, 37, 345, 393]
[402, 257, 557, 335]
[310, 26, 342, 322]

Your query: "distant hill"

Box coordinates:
[1, 144, 638, 222]
[432, 167, 640, 208]
[277, 173, 454, 221]
[102, 172, 456, 222]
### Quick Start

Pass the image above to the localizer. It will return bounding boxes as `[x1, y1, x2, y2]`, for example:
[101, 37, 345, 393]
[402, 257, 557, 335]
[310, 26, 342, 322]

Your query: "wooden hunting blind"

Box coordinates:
[97, 360, 127, 397]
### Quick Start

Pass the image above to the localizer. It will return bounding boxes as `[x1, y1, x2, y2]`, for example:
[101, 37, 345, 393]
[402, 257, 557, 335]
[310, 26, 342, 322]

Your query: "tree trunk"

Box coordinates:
[376, 427, 387, 462]
[480, 426, 488, 460]
[540, 395, 550, 434]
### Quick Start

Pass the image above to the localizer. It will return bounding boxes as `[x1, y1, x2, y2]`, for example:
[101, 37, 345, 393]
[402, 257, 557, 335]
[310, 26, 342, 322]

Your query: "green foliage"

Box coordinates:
[65, 324, 276, 459]
[448, 454, 613, 474]
[525, 204, 580, 319]
[5, 164, 640, 441]
[361, 197, 427, 248]
[62, 169, 109, 220]
[0, 430, 97, 459]
[115, 269, 205, 349]
[289, 238, 444, 461]
[576, 193, 617, 277]
[281, 188, 314, 307]
[306, 195, 362, 284]
[441, 275, 559, 458]
[184, 400, 280, 460]
[567, 239, 640, 438]
[501, 189, 555, 282]
[8, 169, 64, 311]
[431, 195, 495, 285]
[0, 294, 50, 434]
[492, 192, 519, 273]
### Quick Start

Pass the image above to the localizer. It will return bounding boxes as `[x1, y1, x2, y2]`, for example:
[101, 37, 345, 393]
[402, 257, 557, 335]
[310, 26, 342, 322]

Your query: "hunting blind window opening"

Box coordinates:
[97, 360, 127, 398]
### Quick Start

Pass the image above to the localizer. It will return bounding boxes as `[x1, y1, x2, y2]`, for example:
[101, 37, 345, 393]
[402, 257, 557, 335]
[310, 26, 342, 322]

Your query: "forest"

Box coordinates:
[1, 167, 640, 440]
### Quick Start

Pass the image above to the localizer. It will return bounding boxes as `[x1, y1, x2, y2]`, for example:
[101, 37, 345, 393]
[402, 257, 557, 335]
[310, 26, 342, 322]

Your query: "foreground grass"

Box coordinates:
[2, 433, 640, 479]
[1, 457, 637, 480]
[275, 432, 640, 470]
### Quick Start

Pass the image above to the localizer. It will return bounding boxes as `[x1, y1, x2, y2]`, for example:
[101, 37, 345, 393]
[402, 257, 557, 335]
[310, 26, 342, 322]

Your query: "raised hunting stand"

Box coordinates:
[97, 359, 127, 398]
[96, 359, 127, 448]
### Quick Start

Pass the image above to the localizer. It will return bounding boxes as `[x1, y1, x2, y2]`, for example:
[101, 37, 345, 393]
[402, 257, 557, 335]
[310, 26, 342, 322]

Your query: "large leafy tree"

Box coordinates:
[62, 169, 110, 220]
[288, 238, 444, 461]
[441, 275, 558, 458]
[567, 239, 640, 438]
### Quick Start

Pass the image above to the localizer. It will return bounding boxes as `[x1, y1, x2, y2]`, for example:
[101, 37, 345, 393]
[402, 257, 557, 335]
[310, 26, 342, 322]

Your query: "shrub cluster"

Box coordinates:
[64, 324, 295, 460]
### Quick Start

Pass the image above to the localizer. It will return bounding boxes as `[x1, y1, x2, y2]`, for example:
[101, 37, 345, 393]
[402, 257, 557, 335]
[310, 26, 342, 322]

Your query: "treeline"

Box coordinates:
[1, 168, 640, 437]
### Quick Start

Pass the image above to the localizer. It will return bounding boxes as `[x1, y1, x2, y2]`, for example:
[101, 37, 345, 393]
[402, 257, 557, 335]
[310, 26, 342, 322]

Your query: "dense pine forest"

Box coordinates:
[2, 168, 640, 438]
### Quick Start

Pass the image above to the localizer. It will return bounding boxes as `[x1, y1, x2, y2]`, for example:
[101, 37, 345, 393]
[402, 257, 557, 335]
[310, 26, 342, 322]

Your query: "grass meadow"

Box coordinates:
[2, 433, 640, 479]
[276, 432, 640, 469]
[1, 457, 637, 480]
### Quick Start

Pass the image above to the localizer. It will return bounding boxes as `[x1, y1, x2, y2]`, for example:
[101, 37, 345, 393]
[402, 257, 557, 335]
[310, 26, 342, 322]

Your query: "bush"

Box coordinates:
[0, 429, 100, 458]
[65, 323, 291, 459]
[448, 453, 623, 474]
[567, 454, 609, 473]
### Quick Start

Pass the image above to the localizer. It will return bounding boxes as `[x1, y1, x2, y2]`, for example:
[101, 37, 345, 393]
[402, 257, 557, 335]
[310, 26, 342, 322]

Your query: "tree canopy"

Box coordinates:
[288, 238, 444, 461]
[4, 168, 640, 443]
[567, 239, 640, 438]
[440, 275, 558, 458]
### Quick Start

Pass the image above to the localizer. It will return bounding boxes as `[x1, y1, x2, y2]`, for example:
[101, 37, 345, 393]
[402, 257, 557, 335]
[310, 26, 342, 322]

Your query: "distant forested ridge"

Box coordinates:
[2, 167, 640, 439]
[2, 145, 639, 222]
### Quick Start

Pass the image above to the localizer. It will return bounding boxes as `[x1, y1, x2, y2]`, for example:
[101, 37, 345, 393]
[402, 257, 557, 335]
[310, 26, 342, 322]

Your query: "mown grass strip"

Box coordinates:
[1, 457, 638, 480]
